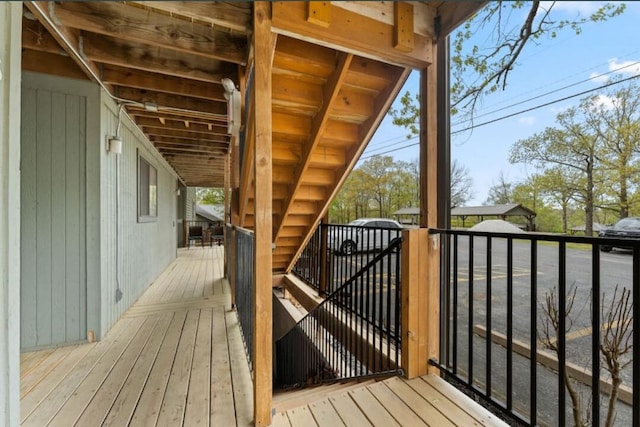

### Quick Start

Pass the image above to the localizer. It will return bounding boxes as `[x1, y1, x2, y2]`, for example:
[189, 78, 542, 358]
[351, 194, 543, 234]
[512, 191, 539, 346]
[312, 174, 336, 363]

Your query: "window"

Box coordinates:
[138, 151, 157, 222]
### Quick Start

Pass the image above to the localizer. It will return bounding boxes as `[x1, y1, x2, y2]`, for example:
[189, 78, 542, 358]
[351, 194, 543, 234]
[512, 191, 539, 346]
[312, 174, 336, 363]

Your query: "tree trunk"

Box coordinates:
[562, 201, 568, 234]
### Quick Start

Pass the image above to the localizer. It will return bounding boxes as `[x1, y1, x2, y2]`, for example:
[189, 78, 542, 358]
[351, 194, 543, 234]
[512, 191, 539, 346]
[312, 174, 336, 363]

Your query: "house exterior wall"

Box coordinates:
[20, 72, 101, 349]
[99, 93, 178, 337]
[0, 4, 22, 425]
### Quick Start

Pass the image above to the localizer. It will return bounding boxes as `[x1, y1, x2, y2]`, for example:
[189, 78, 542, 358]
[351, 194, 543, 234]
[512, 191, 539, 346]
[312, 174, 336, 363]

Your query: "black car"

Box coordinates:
[599, 217, 640, 252]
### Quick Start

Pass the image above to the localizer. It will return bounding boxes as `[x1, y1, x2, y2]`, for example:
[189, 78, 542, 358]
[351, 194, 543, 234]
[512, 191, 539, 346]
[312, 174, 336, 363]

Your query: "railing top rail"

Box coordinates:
[278, 236, 402, 341]
[233, 225, 254, 236]
[429, 227, 640, 246]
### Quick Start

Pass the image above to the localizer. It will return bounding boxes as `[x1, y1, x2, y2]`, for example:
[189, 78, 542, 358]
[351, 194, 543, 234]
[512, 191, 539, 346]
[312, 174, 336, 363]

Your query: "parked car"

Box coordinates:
[599, 217, 640, 252]
[328, 218, 402, 255]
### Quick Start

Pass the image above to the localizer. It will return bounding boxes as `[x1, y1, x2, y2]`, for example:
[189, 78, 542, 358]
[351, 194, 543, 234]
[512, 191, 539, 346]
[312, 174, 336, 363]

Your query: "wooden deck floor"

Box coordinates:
[20, 246, 254, 427]
[272, 374, 508, 427]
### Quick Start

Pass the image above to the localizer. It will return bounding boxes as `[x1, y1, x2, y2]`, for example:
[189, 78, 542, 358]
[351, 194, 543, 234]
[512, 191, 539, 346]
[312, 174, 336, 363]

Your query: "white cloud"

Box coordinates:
[517, 116, 536, 126]
[607, 58, 640, 76]
[591, 94, 616, 110]
[589, 71, 610, 84]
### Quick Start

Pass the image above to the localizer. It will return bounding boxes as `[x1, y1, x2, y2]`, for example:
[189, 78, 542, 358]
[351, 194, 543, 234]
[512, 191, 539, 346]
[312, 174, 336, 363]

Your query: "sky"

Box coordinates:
[360, 1, 640, 205]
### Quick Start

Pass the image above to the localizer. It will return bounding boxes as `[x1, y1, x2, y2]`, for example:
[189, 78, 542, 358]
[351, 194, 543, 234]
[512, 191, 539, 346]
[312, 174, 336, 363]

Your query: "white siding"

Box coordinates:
[99, 94, 178, 337]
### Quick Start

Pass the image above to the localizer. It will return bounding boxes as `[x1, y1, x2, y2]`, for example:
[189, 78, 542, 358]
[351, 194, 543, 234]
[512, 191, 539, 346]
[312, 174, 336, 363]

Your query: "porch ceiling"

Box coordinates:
[20, 1, 485, 272]
[22, 1, 251, 188]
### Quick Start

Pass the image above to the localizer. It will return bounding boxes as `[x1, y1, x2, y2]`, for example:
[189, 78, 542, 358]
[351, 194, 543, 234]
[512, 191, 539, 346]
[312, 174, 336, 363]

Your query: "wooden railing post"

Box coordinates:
[253, 2, 274, 426]
[401, 228, 432, 379]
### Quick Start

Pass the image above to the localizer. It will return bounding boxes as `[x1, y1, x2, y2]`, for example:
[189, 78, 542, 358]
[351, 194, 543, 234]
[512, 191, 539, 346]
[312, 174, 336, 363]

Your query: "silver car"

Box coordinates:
[329, 218, 402, 255]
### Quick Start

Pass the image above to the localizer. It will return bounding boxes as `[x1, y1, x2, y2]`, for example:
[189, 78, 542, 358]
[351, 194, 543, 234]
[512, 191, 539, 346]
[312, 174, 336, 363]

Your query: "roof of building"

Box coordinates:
[393, 207, 420, 216]
[451, 204, 536, 218]
[195, 204, 224, 223]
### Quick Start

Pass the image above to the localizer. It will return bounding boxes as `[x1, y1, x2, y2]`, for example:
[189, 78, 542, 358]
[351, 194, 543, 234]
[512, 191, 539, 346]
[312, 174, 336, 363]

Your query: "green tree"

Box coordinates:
[359, 156, 395, 217]
[510, 110, 601, 235]
[390, 2, 625, 129]
[197, 187, 224, 205]
[485, 171, 514, 205]
[450, 160, 474, 208]
[583, 82, 640, 218]
[537, 167, 579, 234]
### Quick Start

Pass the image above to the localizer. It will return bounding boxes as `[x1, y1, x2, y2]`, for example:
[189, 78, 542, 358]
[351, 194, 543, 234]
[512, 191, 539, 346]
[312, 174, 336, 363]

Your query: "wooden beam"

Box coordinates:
[401, 228, 430, 379]
[142, 127, 228, 141]
[421, 40, 442, 374]
[51, 2, 247, 64]
[252, 3, 273, 426]
[128, 108, 228, 124]
[102, 65, 227, 102]
[24, 2, 103, 84]
[284, 66, 411, 272]
[115, 87, 227, 116]
[274, 53, 352, 237]
[272, 2, 432, 69]
[394, 2, 414, 53]
[135, 116, 228, 135]
[80, 32, 236, 84]
[149, 135, 229, 147]
[131, 1, 251, 33]
[21, 50, 88, 81]
[307, 2, 331, 27]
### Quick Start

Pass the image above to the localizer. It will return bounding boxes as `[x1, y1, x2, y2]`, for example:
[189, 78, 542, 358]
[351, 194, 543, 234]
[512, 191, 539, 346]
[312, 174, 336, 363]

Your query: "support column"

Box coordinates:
[401, 229, 430, 378]
[417, 37, 449, 376]
[0, 3, 22, 425]
[253, 2, 273, 426]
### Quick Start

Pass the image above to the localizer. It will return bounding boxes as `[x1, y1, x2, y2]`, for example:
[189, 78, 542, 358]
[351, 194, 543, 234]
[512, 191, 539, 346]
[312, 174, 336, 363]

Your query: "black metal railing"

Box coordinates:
[430, 228, 638, 426]
[225, 223, 232, 280]
[276, 237, 403, 388]
[293, 223, 402, 295]
[235, 226, 255, 371]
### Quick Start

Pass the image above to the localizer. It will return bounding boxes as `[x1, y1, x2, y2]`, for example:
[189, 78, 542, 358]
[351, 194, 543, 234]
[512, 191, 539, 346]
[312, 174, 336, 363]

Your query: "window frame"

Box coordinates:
[137, 150, 158, 223]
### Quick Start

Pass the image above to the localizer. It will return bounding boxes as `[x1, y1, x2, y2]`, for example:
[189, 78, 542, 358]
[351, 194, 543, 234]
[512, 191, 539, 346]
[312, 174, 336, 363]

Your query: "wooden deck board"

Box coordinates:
[101, 313, 174, 426]
[70, 315, 163, 426]
[386, 376, 457, 426]
[184, 308, 213, 426]
[211, 306, 236, 426]
[366, 381, 427, 427]
[286, 405, 318, 426]
[20, 247, 253, 427]
[279, 375, 509, 427]
[308, 399, 345, 426]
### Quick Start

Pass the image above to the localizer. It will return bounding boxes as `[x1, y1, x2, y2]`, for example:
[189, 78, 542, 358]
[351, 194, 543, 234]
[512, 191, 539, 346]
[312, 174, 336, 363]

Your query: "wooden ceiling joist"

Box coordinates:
[49, 2, 248, 64]
[102, 65, 227, 102]
[116, 87, 227, 116]
[135, 117, 228, 135]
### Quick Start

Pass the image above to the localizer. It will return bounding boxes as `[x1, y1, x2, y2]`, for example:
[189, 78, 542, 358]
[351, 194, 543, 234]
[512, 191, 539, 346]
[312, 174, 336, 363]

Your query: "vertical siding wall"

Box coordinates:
[1, 4, 22, 423]
[20, 73, 101, 349]
[100, 94, 177, 337]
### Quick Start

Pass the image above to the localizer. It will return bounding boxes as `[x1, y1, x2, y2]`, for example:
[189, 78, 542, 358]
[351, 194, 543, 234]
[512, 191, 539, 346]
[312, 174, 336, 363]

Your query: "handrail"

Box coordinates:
[276, 237, 402, 388]
[429, 228, 638, 426]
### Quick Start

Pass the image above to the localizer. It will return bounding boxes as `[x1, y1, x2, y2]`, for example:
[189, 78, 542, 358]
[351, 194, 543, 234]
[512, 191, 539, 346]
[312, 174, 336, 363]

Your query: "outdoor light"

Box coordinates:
[221, 78, 236, 97]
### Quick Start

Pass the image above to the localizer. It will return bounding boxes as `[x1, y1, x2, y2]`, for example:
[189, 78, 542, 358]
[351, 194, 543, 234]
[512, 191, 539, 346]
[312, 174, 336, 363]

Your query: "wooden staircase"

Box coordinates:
[239, 35, 410, 273]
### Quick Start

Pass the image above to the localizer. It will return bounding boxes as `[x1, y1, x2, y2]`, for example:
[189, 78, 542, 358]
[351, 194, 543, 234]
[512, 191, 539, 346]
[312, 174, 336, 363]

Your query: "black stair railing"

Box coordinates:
[276, 237, 403, 388]
[430, 228, 639, 427]
[234, 226, 254, 372]
[293, 223, 402, 295]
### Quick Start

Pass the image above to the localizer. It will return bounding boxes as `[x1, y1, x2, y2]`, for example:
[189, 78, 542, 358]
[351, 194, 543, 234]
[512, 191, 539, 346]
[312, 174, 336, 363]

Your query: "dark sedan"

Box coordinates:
[599, 217, 640, 252]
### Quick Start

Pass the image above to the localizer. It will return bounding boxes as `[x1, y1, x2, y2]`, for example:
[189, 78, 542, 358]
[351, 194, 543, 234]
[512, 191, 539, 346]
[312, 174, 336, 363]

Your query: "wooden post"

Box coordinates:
[253, 2, 273, 426]
[401, 229, 430, 378]
[417, 38, 445, 375]
[0, 3, 22, 425]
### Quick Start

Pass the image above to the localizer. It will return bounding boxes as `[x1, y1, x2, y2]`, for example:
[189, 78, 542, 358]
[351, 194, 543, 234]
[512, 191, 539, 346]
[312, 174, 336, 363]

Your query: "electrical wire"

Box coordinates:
[360, 72, 640, 161]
